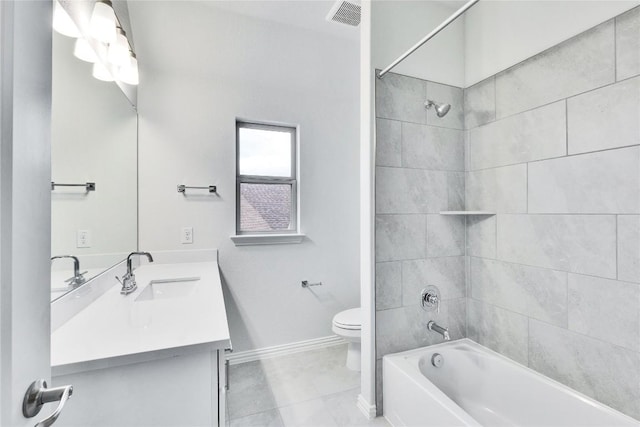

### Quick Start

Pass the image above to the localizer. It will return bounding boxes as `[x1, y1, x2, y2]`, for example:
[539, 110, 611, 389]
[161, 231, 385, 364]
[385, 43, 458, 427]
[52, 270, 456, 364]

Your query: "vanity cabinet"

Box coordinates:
[50, 257, 230, 426]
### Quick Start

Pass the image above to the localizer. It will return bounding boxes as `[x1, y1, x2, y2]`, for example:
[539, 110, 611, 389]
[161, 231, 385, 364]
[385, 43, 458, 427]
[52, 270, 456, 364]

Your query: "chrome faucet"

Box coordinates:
[427, 320, 450, 341]
[117, 251, 154, 295]
[51, 255, 87, 289]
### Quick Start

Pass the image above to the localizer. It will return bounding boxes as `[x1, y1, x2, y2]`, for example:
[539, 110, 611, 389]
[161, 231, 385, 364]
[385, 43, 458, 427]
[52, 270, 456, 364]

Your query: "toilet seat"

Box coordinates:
[332, 308, 361, 331]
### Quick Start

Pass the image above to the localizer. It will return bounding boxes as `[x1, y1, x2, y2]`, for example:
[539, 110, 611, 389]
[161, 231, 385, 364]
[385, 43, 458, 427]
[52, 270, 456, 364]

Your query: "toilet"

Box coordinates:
[332, 308, 361, 371]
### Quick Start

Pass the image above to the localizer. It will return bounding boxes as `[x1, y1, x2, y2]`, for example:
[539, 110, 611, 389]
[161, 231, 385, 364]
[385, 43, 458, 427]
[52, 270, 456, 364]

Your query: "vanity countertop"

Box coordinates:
[51, 261, 230, 368]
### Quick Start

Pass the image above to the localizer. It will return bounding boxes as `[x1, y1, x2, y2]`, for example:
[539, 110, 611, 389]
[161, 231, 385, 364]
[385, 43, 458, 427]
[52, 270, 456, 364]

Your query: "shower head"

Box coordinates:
[425, 100, 451, 118]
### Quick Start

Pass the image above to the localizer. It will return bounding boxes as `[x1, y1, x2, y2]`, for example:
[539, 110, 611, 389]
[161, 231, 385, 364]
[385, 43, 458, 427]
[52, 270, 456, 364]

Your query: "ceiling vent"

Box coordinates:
[326, 0, 361, 27]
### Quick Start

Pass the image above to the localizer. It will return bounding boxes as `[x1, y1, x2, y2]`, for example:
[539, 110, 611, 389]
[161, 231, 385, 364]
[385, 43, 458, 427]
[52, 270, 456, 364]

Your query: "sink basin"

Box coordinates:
[135, 277, 200, 302]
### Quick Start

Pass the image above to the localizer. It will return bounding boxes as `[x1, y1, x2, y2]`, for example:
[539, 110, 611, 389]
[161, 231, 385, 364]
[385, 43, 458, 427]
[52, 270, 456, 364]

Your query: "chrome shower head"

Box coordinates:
[425, 100, 451, 118]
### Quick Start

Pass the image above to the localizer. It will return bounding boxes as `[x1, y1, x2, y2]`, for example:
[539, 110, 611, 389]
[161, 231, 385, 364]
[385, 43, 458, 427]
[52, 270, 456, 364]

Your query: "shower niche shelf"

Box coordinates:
[439, 211, 495, 216]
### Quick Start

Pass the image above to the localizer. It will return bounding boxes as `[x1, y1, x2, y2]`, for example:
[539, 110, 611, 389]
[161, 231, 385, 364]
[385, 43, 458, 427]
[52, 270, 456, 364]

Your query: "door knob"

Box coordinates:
[23, 379, 73, 427]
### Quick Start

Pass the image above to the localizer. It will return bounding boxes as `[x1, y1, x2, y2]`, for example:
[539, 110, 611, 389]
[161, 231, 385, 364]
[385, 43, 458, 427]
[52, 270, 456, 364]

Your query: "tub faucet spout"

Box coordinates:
[427, 321, 450, 341]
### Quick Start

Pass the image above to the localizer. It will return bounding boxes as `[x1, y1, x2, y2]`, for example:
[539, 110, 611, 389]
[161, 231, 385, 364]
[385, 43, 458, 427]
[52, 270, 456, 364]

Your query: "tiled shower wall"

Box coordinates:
[374, 6, 640, 420]
[464, 7, 640, 419]
[374, 73, 468, 413]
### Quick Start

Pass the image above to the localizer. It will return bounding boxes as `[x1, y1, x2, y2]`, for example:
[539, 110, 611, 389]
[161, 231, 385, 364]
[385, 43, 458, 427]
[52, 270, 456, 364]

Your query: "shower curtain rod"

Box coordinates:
[376, 0, 480, 79]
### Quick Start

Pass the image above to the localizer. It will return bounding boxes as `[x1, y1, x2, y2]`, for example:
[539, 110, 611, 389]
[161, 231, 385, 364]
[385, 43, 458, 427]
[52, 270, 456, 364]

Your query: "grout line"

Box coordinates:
[481, 73, 637, 126]
[526, 163, 529, 213]
[614, 16, 618, 82]
[375, 164, 466, 173]
[566, 273, 569, 331]
[399, 120, 404, 167]
[565, 99, 569, 155]
[526, 317, 530, 367]
[467, 144, 640, 173]
[616, 215, 619, 280]
[466, 254, 633, 285]
[494, 214, 498, 259]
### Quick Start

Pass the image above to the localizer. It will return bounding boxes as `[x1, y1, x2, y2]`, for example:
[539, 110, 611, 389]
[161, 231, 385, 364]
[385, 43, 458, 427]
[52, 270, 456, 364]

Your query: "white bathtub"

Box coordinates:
[383, 339, 639, 426]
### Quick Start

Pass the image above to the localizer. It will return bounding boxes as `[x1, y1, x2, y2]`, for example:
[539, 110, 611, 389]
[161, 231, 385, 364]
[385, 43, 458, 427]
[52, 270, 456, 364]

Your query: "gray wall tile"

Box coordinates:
[616, 7, 640, 81]
[376, 304, 448, 358]
[619, 215, 640, 283]
[375, 214, 426, 262]
[464, 76, 496, 130]
[468, 101, 566, 170]
[495, 21, 615, 118]
[375, 72, 426, 124]
[568, 273, 640, 351]
[426, 215, 465, 257]
[447, 172, 465, 211]
[375, 167, 447, 214]
[567, 76, 640, 154]
[401, 123, 464, 171]
[528, 146, 640, 214]
[375, 262, 402, 311]
[470, 258, 568, 327]
[466, 216, 497, 258]
[375, 119, 401, 167]
[465, 165, 527, 213]
[426, 81, 464, 130]
[496, 214, 617, 278]
[447, 298, 467, 340]
[467, 299, 529, 365]
[529, 320, 640, 419]
[402, 256, 466, 306]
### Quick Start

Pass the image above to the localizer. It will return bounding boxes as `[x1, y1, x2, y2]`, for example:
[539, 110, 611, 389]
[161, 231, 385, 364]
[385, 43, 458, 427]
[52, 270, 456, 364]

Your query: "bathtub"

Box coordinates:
[383, 339, 639, 426]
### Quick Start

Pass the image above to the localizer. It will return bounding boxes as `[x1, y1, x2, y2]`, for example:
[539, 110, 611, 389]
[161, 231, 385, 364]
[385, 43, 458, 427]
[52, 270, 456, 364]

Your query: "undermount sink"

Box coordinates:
[135, 277, 200, 302]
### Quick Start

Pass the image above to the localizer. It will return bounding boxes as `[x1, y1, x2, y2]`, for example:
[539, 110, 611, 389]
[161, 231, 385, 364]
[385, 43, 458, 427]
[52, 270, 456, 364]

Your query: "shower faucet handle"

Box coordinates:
[421, 286, 441, 314]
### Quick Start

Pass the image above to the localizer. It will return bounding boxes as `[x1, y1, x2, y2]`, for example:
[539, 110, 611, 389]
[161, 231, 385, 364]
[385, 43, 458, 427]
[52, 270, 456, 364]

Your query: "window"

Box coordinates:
[235, 121, 300, 241]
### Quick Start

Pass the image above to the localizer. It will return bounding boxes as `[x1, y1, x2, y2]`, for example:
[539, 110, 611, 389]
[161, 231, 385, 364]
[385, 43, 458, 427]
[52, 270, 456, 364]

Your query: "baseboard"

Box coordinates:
[226, 335, 346, 365]
[357, 393, 377, 420]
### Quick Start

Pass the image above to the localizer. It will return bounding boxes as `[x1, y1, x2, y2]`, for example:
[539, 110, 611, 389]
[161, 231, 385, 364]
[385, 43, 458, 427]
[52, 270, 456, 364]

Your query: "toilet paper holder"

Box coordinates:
[301, 280, 322, 288]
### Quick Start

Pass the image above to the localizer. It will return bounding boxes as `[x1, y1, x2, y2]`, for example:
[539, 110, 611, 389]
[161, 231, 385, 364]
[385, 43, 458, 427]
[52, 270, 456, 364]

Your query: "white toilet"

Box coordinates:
[332, 308, 361, 371]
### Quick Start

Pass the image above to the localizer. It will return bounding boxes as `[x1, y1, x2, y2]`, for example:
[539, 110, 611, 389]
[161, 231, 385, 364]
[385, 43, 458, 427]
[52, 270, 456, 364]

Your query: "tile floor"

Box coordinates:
[226, 344, 390, 427]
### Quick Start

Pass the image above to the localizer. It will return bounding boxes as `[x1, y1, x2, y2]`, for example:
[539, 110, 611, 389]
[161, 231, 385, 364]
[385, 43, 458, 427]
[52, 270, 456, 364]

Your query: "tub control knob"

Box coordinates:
[421, 286, 441, 313]
[431, 353, 444, 368]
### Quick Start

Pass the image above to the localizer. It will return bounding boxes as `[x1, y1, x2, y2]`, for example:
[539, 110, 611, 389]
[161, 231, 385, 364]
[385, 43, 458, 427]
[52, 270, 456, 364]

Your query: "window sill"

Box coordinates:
[230, 233, 306, 246]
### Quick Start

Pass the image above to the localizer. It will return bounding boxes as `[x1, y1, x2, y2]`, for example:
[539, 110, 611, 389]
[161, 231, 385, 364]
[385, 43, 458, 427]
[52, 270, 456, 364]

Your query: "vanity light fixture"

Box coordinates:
[73, 38, 98, 63]
[117, 51, 139, 85]
[107, 27, 131, 67]
[89, 0, 117, 44]
[92, 62, 114, 82]
[53, 1, 80, 38]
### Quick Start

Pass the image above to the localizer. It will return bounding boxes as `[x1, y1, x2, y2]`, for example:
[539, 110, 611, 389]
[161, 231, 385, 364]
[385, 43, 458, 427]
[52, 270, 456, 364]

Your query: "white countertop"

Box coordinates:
[51, 261, 230, 368]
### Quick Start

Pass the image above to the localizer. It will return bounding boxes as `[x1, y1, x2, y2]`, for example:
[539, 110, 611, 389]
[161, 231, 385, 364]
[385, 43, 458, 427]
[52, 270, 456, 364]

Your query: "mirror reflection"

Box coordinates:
[51, 31, 138, 301]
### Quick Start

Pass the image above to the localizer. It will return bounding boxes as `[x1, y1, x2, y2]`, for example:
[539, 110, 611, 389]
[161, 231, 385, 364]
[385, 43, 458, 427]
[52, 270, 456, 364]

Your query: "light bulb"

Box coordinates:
[73, 38, 97, 63]
[107, 27, 130, 67]
[89, 0, 116, 44]
[53, 1, 80, 38]
[118, 52, 138, 85]
[92, 62, 114, 82]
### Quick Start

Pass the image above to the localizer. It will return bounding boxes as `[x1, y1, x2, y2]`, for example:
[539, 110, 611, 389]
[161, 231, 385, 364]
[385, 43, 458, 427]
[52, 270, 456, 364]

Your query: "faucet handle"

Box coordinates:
[421, 286, 441, 314]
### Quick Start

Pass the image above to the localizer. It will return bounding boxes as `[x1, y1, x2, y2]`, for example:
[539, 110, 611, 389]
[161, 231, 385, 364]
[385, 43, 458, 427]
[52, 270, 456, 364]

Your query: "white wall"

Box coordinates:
[372, 1, 465, 87]
[465, 0, 640, 86]
[128, 1, 360, 352]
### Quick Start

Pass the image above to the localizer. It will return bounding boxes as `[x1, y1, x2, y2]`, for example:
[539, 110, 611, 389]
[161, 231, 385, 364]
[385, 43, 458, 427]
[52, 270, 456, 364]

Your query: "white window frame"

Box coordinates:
[231, 120, 304, 246]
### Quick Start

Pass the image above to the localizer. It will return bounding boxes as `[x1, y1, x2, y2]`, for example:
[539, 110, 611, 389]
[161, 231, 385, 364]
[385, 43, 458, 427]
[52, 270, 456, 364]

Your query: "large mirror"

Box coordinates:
[51, 31, 138, 300]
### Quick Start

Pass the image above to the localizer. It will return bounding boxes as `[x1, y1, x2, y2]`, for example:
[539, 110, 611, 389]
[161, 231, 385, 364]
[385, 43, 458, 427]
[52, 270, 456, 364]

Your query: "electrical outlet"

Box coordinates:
[76, 230, 91, 248]
[181, 227, 193, 244]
